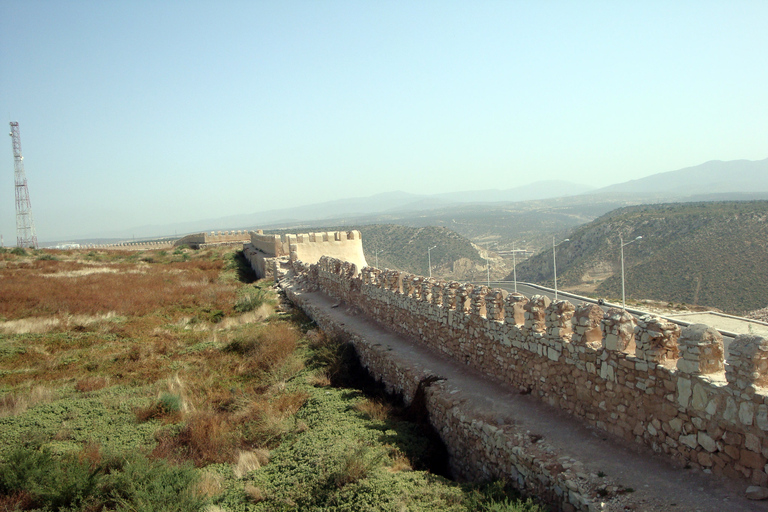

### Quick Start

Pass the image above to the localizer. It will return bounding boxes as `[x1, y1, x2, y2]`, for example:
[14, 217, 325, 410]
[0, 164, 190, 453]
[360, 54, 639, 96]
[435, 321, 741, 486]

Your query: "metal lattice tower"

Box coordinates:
[9, 122, 38, 249]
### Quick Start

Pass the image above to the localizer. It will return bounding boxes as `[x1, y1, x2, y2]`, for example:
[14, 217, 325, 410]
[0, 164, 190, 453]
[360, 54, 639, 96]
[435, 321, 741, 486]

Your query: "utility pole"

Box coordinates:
[427, 245, 437, 278]
[512, 240, 524, 293]
[620, 235, 643, 310]
[9, 122, 38, 248]
[553, 237, 569, 301]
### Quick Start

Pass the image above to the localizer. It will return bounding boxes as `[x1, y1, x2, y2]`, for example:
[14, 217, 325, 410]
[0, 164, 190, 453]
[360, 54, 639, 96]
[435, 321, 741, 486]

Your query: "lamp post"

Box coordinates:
[620, 235, 643, 310]
[553, 237, 569, 301]
[512, 240, 525, 293]
[485, 242, 497, 288]
[374, 249, 386, 269]
[427, 245, 437, 278]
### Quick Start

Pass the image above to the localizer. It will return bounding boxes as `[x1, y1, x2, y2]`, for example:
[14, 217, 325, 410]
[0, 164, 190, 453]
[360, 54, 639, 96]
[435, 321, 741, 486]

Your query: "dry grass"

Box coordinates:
[233, 449, 270, 478]
[152, 410, 235, 466]
[354, 398, 392, 421]
[74, 376, 110, 393]
[196, 471, 225, 498]
[306, 371, 331, 387]
[0, 385, 55, 418]
[244, 484, 266, 503]
[0, 254, 231, 320]
[387, 452, 413, 473]
[0, 248, 315, 480]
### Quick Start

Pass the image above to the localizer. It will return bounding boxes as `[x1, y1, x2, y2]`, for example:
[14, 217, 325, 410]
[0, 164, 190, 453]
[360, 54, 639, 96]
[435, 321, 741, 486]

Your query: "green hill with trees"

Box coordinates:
[506, 201, 768, 314]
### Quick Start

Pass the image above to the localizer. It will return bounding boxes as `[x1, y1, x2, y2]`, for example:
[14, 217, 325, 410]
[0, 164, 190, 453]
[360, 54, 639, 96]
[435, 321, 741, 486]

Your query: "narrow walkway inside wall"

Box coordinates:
[283, 278, 763, 511]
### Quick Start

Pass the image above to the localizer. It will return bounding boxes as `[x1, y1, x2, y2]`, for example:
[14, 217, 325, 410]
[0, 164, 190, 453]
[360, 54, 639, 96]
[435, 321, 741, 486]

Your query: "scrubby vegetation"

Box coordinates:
[0, 246, 545, 511]
[509, 201, 768, 314]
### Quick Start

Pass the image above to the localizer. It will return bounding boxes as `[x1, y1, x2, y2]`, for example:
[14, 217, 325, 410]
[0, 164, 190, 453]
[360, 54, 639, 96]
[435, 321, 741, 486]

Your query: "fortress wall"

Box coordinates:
[287, 230, 367, 269]
[284, 283, 600, 511]
[242, 230, 365, 280]
[84, 241, 175, 251]
[250, 231, 288, 257]
[175, 230, 250, 248]
[174, 233, 206, 247]
[205, 230, 250, 243]
[243, 243, 282, 281]
[298, 256, 768, 486]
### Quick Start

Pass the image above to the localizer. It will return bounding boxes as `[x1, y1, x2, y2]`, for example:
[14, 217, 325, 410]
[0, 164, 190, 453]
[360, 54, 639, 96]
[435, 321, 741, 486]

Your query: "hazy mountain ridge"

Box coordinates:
[47, 157, 768, 246]
[591, 158, 768, 197]
[507, 201, 768, 314]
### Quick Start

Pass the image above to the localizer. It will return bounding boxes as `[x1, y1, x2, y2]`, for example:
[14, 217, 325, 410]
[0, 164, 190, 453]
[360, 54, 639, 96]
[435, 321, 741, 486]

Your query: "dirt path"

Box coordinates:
[292, 286, 766, 511]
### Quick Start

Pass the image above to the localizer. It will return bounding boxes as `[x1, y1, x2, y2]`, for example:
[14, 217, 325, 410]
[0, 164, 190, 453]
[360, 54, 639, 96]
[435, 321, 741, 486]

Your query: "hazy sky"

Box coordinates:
[1, 1, 767, 242]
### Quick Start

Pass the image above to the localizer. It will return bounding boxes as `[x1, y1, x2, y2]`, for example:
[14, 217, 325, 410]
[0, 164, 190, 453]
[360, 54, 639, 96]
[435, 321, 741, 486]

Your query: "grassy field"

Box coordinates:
[0, 246, 544, 512]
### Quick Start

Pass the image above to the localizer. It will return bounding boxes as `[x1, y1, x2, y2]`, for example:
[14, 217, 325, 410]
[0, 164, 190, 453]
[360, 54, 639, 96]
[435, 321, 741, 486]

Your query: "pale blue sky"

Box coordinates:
[1, 1, 766, 241]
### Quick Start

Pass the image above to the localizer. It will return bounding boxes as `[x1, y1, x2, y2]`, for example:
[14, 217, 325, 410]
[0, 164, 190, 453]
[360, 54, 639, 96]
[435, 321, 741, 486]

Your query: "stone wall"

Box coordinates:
[174, 230, 251, 249]
[243, 230, 367, 280]
[296, 256, 768, 486]
[283, 283, 602, 512]
[81, 240, 175, 251]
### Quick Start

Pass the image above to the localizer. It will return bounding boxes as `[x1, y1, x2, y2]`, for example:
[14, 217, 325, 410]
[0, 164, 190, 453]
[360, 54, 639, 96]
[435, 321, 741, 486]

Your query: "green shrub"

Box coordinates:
[234, 287, 272, 313]
[10, 247, 26, 256]
[330, 445, 385, 488]
[159, 392, 183, 415]
[37, 253, 57, 261]
[0, 446, 102, 510]
[106, 456, 206, 512]
[463, 481, 548, 512]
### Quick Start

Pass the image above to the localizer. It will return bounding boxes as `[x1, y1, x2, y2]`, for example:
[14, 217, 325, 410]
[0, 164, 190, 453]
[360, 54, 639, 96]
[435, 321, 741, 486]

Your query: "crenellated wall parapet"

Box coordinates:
[174, 230, 251, 248]
[299, 256, 768, 485]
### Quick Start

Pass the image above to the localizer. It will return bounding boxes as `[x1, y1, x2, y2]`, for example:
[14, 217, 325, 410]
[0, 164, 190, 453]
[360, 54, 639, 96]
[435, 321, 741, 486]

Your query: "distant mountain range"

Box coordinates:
[590, 158, 768, 198]
[50, 157, 768, 244]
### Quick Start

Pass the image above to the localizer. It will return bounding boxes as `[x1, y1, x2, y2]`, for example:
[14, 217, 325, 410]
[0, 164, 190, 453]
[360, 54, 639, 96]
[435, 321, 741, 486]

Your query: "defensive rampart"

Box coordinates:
[79, 241, 175, 251]
[294, 256, 768, 487]
[174, 230, 251, 248]
[244, 230, 367, 280]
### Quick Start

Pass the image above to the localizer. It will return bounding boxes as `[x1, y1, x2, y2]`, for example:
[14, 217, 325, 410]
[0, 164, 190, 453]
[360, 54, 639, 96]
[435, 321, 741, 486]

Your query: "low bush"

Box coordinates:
[106, 455, 207, 512]
[330, 445, 386, 488]
[234, 287, 272, 313]
[152, 410, 234, 467]
[0, 446, 102, 510]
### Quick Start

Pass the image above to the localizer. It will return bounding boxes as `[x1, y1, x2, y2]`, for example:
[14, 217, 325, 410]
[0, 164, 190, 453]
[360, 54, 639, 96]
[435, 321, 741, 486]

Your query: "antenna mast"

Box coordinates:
[9, 122, 38, 248]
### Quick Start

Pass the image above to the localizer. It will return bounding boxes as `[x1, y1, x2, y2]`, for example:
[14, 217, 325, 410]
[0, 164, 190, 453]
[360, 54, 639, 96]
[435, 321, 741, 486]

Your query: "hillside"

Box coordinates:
[506, 201, 768, 314]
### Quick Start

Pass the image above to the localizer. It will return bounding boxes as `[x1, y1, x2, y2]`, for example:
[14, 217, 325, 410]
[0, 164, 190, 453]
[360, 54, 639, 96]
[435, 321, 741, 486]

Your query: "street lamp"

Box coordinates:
[553, 237, 569, 301]
[485, 242, 497, 288]
[374, 248, 386, 268]
[512, 240, 525, 293]
[620, 235, 643, 310]
[427, 245, 437, 278]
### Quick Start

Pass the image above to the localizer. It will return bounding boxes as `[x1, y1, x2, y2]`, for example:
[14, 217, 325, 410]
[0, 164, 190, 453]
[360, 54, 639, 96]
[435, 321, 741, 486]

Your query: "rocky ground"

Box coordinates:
[746, 307, 768, 323]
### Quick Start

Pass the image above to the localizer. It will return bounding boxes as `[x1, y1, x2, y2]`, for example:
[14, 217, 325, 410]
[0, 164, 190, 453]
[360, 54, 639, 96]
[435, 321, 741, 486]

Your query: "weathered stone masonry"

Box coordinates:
[283, 282, 604, 512]
[297, 255, 768, 486]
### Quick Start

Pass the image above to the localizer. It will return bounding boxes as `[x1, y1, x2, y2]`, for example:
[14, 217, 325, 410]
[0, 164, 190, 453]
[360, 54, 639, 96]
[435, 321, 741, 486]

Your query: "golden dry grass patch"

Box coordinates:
[233, 449, 270, 478]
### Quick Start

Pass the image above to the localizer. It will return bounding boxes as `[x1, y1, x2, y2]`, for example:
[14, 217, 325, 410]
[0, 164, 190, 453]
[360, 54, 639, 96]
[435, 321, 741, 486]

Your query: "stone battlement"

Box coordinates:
[245, 230, 367, 279]
[174, 230, 251, 248]
[293, 255, 768, 486]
